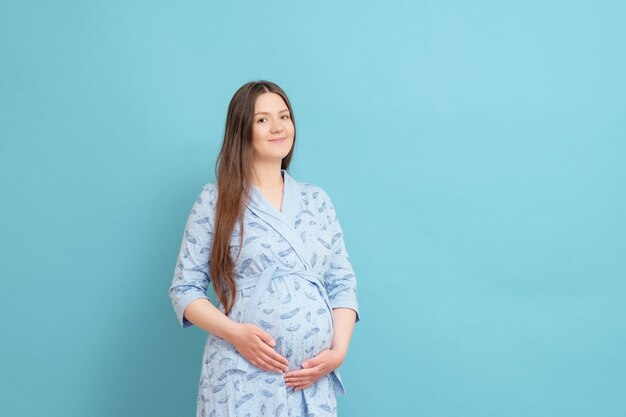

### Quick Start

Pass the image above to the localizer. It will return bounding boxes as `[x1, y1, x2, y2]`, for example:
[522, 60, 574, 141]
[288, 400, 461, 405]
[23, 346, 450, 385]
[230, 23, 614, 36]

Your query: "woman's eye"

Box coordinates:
[257, 115, 289, 123]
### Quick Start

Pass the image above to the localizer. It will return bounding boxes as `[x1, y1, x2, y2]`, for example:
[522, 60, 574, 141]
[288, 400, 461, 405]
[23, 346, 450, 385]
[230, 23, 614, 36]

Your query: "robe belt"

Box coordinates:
[235, 263, 332, 325]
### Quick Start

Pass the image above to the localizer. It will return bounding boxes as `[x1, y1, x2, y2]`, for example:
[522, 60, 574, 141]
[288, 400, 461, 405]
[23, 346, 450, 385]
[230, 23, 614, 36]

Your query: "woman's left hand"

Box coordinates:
[283, 349, 345, 391]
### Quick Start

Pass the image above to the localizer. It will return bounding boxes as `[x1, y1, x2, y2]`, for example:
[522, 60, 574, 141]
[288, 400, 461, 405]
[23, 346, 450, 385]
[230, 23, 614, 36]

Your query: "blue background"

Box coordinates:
[1, 1, 625, 416]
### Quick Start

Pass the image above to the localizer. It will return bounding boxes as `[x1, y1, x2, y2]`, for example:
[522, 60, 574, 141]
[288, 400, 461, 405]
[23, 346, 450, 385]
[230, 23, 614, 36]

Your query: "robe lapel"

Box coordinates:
[246, 169, 312, 270]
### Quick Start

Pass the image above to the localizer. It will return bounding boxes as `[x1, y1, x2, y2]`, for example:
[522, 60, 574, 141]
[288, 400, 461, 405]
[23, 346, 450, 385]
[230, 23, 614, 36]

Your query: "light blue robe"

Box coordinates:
[169, 169, 360, 417]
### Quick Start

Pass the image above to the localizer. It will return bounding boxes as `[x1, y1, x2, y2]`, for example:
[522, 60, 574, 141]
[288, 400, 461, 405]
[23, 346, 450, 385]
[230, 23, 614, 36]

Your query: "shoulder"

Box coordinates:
[202, 182, 218, 196]
[298, 181, 325, 200]
[188, 182, 217, 222]
[195, 182, 217, 207]
[297, 181, 335, 213]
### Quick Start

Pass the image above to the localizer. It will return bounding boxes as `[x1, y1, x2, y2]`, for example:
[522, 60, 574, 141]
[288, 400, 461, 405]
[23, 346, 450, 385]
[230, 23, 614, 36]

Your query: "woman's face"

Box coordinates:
[251, 92, 294, 163]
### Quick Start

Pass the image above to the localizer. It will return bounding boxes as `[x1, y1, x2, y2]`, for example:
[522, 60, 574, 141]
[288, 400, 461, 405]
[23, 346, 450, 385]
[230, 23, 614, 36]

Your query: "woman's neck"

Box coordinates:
[251, 161, 283, 190]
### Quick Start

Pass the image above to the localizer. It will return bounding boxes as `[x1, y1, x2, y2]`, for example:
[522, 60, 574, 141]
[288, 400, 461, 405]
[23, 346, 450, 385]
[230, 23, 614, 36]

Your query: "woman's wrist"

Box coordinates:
[222, 321, 242, 344]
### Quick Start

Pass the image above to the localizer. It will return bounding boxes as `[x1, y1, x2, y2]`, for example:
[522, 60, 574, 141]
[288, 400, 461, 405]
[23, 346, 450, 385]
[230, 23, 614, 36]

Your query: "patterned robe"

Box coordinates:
[169, 169, 360, 417]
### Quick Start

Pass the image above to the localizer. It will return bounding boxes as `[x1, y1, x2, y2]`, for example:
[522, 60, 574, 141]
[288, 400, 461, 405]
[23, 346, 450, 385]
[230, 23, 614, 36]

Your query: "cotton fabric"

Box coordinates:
[169, 169, 360, 417]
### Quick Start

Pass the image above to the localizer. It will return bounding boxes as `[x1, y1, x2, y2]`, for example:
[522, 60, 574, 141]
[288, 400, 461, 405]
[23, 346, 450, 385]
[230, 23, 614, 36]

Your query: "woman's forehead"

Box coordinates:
[254, 92, 288, 111]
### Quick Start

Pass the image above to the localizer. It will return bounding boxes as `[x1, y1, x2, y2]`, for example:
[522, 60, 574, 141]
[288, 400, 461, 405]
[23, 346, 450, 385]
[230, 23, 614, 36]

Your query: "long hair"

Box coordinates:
[211, 80, 296, 315]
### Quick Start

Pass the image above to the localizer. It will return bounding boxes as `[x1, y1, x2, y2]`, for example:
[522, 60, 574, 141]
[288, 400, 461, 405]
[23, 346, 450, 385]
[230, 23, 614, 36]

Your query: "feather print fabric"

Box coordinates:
[169, 169, 360, 417]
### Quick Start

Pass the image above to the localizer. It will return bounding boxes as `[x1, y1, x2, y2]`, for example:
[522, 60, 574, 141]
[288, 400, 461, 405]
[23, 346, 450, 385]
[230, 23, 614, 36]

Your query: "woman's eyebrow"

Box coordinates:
[254, 109, 290, 116]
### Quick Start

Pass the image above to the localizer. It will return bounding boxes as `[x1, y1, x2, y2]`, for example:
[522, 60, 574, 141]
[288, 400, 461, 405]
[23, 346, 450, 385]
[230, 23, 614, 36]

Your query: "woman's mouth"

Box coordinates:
[269, 137, 286, 143]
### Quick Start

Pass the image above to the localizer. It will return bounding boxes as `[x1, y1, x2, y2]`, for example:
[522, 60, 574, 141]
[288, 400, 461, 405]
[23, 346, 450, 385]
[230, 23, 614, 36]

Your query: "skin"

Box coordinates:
[249, 91, 295, 208]
[183, 91, 357, 392]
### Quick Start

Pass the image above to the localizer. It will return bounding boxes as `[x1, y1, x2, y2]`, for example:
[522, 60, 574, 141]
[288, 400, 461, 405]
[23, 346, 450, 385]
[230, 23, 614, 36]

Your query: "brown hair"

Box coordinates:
[210, 80, 296, 315]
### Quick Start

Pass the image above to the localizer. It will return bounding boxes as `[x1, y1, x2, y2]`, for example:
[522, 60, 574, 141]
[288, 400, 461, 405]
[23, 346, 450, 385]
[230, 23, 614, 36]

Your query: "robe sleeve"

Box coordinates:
[168, 184, 215, 328]
[319, 188, 361, 323]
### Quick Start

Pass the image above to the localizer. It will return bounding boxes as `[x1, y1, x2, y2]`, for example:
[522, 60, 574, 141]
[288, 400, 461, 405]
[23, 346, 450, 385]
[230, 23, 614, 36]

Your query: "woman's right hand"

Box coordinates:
[228, 323, 289, 374]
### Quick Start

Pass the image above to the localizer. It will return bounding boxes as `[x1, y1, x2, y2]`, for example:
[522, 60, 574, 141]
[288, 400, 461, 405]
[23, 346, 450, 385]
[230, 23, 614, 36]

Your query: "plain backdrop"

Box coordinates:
[1, 1, 625, 416]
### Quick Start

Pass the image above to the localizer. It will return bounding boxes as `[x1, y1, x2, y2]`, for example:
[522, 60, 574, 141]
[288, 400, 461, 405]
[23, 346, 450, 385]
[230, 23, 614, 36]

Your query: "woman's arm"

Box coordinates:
[169, 184, 288, 373]
[319, 188, 361, 322]
[330, 307, 357, 360]
[182, 298, 239, 342]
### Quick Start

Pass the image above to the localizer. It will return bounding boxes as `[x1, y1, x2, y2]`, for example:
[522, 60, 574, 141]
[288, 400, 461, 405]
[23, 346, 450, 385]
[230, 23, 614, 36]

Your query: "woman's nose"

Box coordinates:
[271, 122, 284, 133]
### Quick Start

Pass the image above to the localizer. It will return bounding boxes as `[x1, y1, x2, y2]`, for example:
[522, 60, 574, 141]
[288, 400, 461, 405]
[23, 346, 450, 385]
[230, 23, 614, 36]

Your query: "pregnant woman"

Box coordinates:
[169, 80, 360, 417]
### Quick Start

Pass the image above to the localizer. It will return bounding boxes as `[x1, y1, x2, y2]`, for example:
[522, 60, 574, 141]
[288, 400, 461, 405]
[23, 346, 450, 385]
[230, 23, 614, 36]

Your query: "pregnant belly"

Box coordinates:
[253, 275, 334, 370]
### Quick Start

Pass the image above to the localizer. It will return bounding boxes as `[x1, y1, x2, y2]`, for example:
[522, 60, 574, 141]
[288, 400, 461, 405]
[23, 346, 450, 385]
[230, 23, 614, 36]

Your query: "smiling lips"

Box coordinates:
[269, 137, 286, 143]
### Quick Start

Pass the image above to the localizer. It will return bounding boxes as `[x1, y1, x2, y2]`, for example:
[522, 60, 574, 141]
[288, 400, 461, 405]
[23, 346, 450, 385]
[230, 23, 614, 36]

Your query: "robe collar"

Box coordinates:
[246, 168, 313, 272]
[247, 168, 300, 228]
